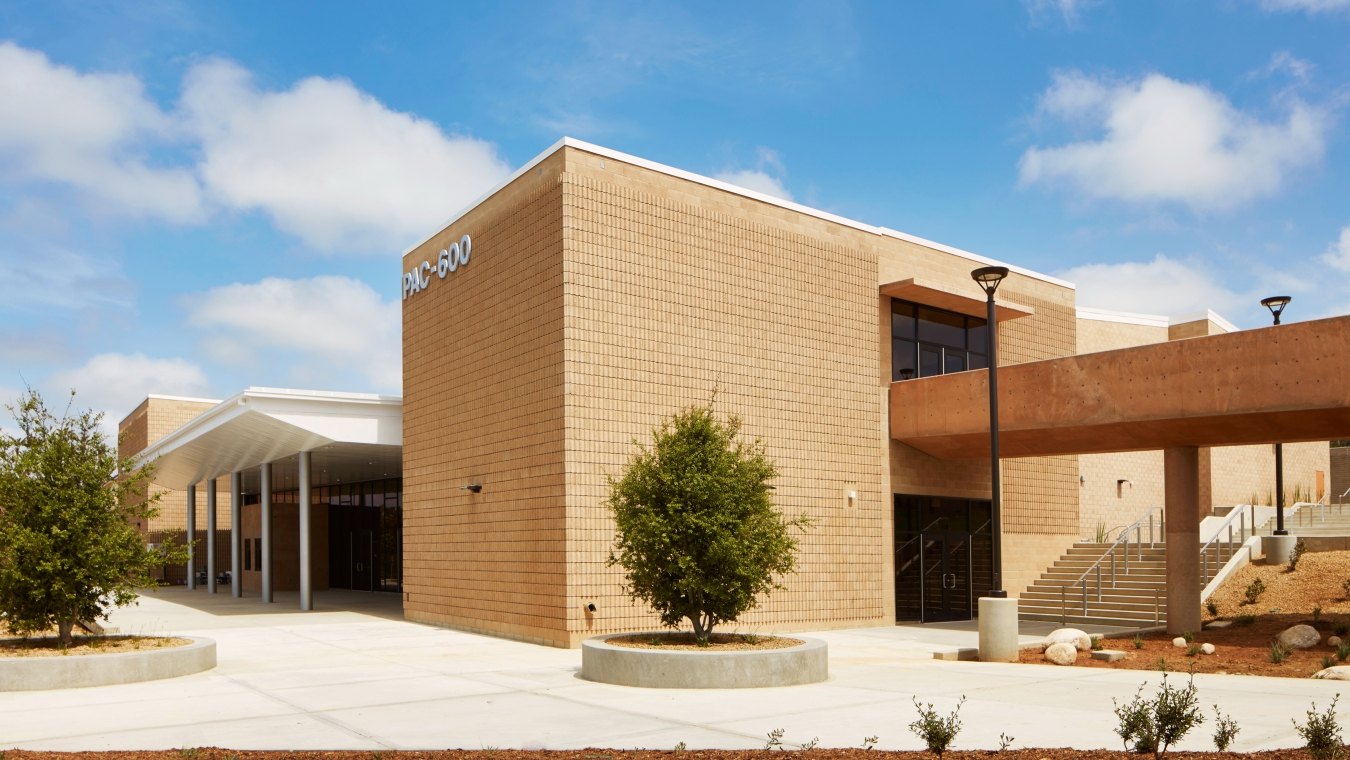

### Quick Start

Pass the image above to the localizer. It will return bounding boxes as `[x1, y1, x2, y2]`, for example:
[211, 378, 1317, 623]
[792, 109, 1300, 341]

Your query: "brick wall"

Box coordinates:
[401, 151, 570, 646]
[1333, 447, 1350, 504]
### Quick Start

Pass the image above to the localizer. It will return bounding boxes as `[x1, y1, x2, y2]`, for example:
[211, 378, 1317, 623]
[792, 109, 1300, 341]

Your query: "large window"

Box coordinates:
[891, 300, 988, 381]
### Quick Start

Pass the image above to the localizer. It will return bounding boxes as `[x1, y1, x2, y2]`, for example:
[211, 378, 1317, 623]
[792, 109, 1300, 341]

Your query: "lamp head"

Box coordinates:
[972, 266, 1010, 297]
[1260, 295, 1291, 324]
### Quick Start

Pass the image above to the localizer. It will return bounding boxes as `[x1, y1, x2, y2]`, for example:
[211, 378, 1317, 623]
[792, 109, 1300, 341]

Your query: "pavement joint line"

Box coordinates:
[224, 674, 398, 750]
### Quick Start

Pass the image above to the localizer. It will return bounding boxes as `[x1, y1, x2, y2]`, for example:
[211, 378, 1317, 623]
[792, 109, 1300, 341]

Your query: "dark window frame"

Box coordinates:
[890, 299, 989, 381]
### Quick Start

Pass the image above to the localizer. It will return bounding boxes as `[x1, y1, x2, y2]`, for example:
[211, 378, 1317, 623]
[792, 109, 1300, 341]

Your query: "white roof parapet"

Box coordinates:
[402, 137, 1075, 290]
[1076, 306, 1170, 327]
[1173, 310, 1239, 334]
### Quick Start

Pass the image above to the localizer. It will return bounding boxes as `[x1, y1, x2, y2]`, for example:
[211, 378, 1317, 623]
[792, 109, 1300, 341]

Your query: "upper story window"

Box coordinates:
[892, 300, 988, 381]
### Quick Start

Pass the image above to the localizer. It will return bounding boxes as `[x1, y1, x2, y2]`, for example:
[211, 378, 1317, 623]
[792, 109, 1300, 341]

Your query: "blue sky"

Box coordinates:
[1, 0, 1347, 433]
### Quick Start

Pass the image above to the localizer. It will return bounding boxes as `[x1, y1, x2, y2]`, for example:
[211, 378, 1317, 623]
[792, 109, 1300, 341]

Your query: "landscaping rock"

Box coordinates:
[1091, 649, 1126, 662]
[1172, 637, 1188, 648]
[1043, 628, 1092, 651]
[1330, 636, 1342, 648]
[1201, 643, 1216, 655]
[1314, 666, 1350, 680]
[1278, 624, 1322, 650]
[1044, 642, 1077, 665]
[1205, 620, 1232, 629]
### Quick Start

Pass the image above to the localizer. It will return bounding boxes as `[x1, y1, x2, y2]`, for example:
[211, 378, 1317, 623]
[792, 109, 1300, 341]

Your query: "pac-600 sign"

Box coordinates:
[402, 234, 471, 300]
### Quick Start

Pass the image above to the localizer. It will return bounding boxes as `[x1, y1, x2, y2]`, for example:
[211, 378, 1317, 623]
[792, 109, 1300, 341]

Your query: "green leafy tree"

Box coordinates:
[606, 400, 808, 641]
[0, 389, 185, 646]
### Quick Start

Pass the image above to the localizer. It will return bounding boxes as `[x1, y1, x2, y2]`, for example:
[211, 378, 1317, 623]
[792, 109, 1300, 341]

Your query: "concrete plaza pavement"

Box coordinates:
[1, 588, 1342, 753]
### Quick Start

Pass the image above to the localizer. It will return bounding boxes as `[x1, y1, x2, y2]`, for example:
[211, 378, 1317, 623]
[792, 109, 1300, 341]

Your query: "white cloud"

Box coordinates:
[714, 147, 793, 201]
[180, 59, 511, 253]
[1024, 0, 1099, 25]
[48, 353, 212, 442]
[1322, 226, 1350, 273]
[1020, 71, 1327, 210]
[185, 275, 400, 391]
[0, 42, 203, 222]
[1249, 51, 1315, 84]
[0, 244, 134, 311]
[1057, 255, 1247, 316]
[1261, 0, 1350, 12]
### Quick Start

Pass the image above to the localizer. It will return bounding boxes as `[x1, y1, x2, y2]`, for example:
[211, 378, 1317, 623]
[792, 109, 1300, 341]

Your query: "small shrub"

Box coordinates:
[1270, 641, 1292, 664]
[1095, 520, 1109, 543]
[1156, 656, 1169, 671]
[1290, 539, 1308, 571]
[861, 736, 878, 751]
[1326, 655, 1338, 669]
[1206, 600, 1219, 617]
[1338, 643, 1350, 662]
[1182, 631, 1195, 643]
[1091, 635, 1104, 651]
[1186, 644, 1202, 657]
[673, 742, 686, 754]
[765, 728, 785, 751]
[1293, 695, 1344, 760]
[1212, 706, 1240, 752]
[1336, 622, 1349, 636]
[1244, 579, 1267, 605]
[1133, 634, 1145, 649]
[742, 633, 760, 645]
[909, 695, 965, 757]
[1112, 673, 1204, 759]
[1235, 614, 1257, 626]
[800, 737, 819, 751]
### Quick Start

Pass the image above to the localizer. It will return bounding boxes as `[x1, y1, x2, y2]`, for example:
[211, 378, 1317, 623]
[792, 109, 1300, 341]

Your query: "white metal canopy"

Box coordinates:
[137, 387, 402, 490]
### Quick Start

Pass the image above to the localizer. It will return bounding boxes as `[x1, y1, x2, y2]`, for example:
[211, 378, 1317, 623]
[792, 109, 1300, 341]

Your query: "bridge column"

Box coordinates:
[1165, 446, 1201, 635]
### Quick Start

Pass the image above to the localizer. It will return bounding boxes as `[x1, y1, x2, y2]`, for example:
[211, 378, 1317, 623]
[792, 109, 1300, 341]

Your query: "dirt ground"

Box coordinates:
[0, 633, 189, 657]
[1019, 549, 1350, 678]
[0, 750, 1326, 760]
[607, 632, 804, 650]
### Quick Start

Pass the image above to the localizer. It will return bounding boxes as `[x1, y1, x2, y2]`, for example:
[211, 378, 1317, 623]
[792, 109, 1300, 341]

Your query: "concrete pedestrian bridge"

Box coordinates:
[889, 314, 1350, 633]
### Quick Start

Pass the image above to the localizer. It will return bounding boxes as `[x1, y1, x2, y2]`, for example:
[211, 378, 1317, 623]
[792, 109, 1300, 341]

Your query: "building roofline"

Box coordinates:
[1076, 306, 1171, 327]
[146, 393, 223, 405]
[1173, 310, 1239, 334]
[402, 137, 1075, 290]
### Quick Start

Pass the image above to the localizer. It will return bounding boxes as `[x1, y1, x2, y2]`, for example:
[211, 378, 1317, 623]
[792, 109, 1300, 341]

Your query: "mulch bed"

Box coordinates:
[606, 632, 803, 650]
[0, 751, 1326, 760]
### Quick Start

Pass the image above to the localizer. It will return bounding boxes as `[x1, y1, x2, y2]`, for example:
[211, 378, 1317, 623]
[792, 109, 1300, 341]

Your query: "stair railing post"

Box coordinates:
[1096, 565, 1102, 603]
[1240, 512, 1246, 543]
[1081, 577, 1088, 615]
[1154, 588, 1161, 624]
[1110, 552, 1117, 589]
[1060, 585, 1066, 626]
[1149, 513, 1154, 544]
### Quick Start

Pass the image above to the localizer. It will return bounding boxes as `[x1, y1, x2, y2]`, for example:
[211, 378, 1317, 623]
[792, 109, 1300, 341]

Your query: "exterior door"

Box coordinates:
[921, 532, 971, 622]
[352, 530, 373, 592]
[894, 494, 993, 622]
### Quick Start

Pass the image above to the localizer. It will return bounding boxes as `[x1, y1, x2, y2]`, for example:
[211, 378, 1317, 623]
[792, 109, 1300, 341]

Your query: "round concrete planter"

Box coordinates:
[581, 634, 827, 688]
[0, 636, 216, 691]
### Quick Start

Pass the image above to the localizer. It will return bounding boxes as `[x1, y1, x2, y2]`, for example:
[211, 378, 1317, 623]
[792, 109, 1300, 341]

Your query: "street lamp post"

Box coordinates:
[1262, 295, 1292, 536]
[973, 266, 1010, 598]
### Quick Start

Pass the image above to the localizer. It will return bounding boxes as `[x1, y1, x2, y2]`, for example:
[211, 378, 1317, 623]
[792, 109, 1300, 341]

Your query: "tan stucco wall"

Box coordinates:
[1334, 447, 1350, 504]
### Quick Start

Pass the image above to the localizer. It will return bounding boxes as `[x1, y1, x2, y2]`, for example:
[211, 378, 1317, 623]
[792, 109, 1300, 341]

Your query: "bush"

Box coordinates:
[0, 389, 186, 646]
[1112, 673, 1204, 759]
[1133, 634, 1145, 649]
[1235, 614, 1257, 626]
[909, 696, 965, 757]
[1212, 705, 1240, 752]
[1270, 641, 1292, 664]
[1206, 600, 1219, 617]
[1291, 539, 1308, 571]
[1293, 696, 1344, 760]
[1338, 643, 1350, 662]
[606, 399, 809, 641]
[1244, 579, 1267, 605]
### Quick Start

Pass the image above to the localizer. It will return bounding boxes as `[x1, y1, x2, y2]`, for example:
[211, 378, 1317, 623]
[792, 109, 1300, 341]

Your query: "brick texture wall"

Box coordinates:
[560, 151, 885, 642]
[1333, 447, 1350, 504]
[401, 151, 569, 646]
[119, 396, 231, 583]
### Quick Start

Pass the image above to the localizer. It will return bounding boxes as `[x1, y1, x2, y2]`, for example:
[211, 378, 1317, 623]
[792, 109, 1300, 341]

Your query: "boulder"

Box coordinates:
[1278, 624, 1322, 650]
[1330, 636, 1342, 648]
[1201, 643, 1216, 655]
[1314, 666, 1350, 681]
[1044, 642, 1078, 665]
[1043, 628, 1092, 652]
[1172, 637, 1188, 648]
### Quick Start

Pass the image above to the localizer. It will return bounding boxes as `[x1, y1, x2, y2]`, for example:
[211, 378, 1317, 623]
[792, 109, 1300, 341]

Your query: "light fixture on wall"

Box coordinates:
[1262, 295, 1292, 536]
[1116, 479, 1133, 498]
[586, 603, 597, 613]
[461, 483, 482, 494]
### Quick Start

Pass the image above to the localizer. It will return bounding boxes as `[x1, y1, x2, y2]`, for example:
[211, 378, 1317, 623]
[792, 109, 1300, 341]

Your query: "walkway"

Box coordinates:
[0, 588, 1339, 752]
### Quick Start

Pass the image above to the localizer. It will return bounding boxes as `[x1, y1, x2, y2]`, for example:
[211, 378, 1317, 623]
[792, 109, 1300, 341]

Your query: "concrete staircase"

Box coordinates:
[1259, 502, 1350, 537]
[1018, 537, 1244, 629]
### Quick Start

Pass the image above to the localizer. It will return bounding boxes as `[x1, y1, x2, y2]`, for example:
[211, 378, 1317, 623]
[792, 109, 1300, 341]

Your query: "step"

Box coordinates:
[1019, 611, 1164, 628]
[1021, 588, 1167, 603]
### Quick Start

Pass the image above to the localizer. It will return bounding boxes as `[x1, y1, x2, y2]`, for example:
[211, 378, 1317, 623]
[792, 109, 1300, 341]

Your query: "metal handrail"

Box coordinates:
[1059, 507, 1163, 622]
[1199, 504, 1251, 585]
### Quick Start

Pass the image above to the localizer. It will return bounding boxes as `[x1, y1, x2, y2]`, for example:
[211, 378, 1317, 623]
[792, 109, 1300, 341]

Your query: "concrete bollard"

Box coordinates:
[1263, 534, 1298, 565]
[978, 596, 1019, 662]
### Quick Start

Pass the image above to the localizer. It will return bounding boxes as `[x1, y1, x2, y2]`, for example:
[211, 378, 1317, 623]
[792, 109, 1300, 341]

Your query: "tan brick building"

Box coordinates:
[123, 138, 1333, 647]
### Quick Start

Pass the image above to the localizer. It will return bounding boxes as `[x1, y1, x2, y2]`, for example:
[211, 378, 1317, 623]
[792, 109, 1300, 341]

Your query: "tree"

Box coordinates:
[0, 389, 185, 646]
[605, 400, 808, 641]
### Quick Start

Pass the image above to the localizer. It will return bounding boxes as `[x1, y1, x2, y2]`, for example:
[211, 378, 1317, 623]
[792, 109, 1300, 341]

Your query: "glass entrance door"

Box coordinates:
[894, 494, 993, 622]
